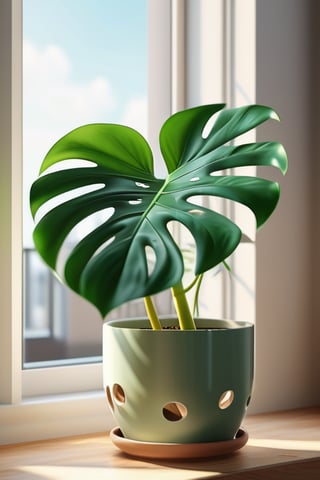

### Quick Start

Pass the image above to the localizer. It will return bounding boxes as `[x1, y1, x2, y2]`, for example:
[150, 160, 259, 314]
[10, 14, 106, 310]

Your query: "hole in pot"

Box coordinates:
[219, 390, 234, 410]
[113, 384, 126, 405]
[106, 386, 114, 411]
[162, 402, 187, 422]
[246, 395, 251, 407]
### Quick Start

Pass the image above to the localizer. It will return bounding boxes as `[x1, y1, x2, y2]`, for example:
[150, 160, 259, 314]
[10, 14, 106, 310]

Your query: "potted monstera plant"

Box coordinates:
[30, 103, 287, 459]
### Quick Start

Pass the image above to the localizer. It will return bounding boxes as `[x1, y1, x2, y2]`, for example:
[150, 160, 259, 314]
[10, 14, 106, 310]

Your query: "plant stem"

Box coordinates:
[171, 280, 196, 330]
[192, 274, 204, 317]
[184, 274, 201, 293]
[144, 296, 162, 330]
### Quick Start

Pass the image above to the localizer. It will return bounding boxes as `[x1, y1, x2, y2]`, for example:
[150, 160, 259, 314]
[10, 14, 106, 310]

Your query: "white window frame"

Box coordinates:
[0, 0, 256, 444]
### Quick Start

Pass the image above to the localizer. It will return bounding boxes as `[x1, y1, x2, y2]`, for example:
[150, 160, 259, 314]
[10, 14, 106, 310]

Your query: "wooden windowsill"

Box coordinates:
[1, 407, 319, 479]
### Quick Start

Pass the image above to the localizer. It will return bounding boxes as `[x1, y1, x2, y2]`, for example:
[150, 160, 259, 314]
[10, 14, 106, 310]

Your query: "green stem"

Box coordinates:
[144, 296, 162, 330]
[184, 274, 201, 293]
[192, 274, 204, 317]
[171, 280, 196, 330]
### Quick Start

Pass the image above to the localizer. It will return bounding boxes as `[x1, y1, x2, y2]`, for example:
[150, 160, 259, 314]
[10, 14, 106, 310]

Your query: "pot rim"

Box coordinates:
[105, 316, 253, 331]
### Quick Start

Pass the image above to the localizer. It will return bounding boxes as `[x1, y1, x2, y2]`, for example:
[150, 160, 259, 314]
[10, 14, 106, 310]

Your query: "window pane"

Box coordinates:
[23, 0, 147, 368]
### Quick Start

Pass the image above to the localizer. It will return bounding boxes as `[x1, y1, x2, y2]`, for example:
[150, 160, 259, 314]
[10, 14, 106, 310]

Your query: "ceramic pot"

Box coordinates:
[103, 317, 254, 444]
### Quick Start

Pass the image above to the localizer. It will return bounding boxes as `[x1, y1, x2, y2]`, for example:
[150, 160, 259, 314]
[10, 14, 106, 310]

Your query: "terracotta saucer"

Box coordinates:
[110, 427, 248, 460]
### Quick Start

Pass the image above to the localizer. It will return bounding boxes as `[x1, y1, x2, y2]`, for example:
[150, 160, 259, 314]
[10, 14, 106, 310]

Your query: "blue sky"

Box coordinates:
[23, 0, 147, 121]
[23, 0, 148, 246]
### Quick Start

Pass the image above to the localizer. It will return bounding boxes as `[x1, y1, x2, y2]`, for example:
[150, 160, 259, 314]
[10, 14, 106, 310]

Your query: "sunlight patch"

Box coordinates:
[188, 209, 205, 215]
[135, 181, 150, 189]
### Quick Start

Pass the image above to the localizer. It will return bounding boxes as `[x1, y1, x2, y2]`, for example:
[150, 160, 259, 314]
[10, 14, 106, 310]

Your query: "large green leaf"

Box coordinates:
[30, 104, 288, 317]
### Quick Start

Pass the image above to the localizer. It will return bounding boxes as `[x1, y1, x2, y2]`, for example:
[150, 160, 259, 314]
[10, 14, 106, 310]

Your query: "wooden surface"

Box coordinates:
[0, 408, 319, 479]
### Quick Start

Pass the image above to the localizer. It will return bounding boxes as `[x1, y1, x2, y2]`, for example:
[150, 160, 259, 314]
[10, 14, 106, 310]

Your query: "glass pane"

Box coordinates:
[23, 0, 147, 368]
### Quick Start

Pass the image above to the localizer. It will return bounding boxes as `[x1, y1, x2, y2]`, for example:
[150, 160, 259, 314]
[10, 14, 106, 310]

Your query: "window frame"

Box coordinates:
[0, 0, 256, 444]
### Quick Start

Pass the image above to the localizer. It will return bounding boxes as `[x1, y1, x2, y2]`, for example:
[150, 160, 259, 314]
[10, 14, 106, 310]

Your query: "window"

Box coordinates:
[22, 0, 148, 367]
[0, 0, 257, 444]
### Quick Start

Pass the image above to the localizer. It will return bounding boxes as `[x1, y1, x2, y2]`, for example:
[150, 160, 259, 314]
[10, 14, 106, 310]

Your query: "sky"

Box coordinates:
[23, 0, 148, 246]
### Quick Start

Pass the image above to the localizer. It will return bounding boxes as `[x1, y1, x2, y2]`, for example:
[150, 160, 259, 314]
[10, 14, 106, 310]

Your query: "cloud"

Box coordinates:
[23, 41, 116, 135]
[23, 41, 147, 246]
[23, 40, 148, 155]
[121, 97, 148, 138]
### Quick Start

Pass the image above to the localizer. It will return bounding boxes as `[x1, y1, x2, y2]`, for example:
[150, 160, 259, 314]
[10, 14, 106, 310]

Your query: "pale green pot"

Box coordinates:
[103, 318, 254, 444]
